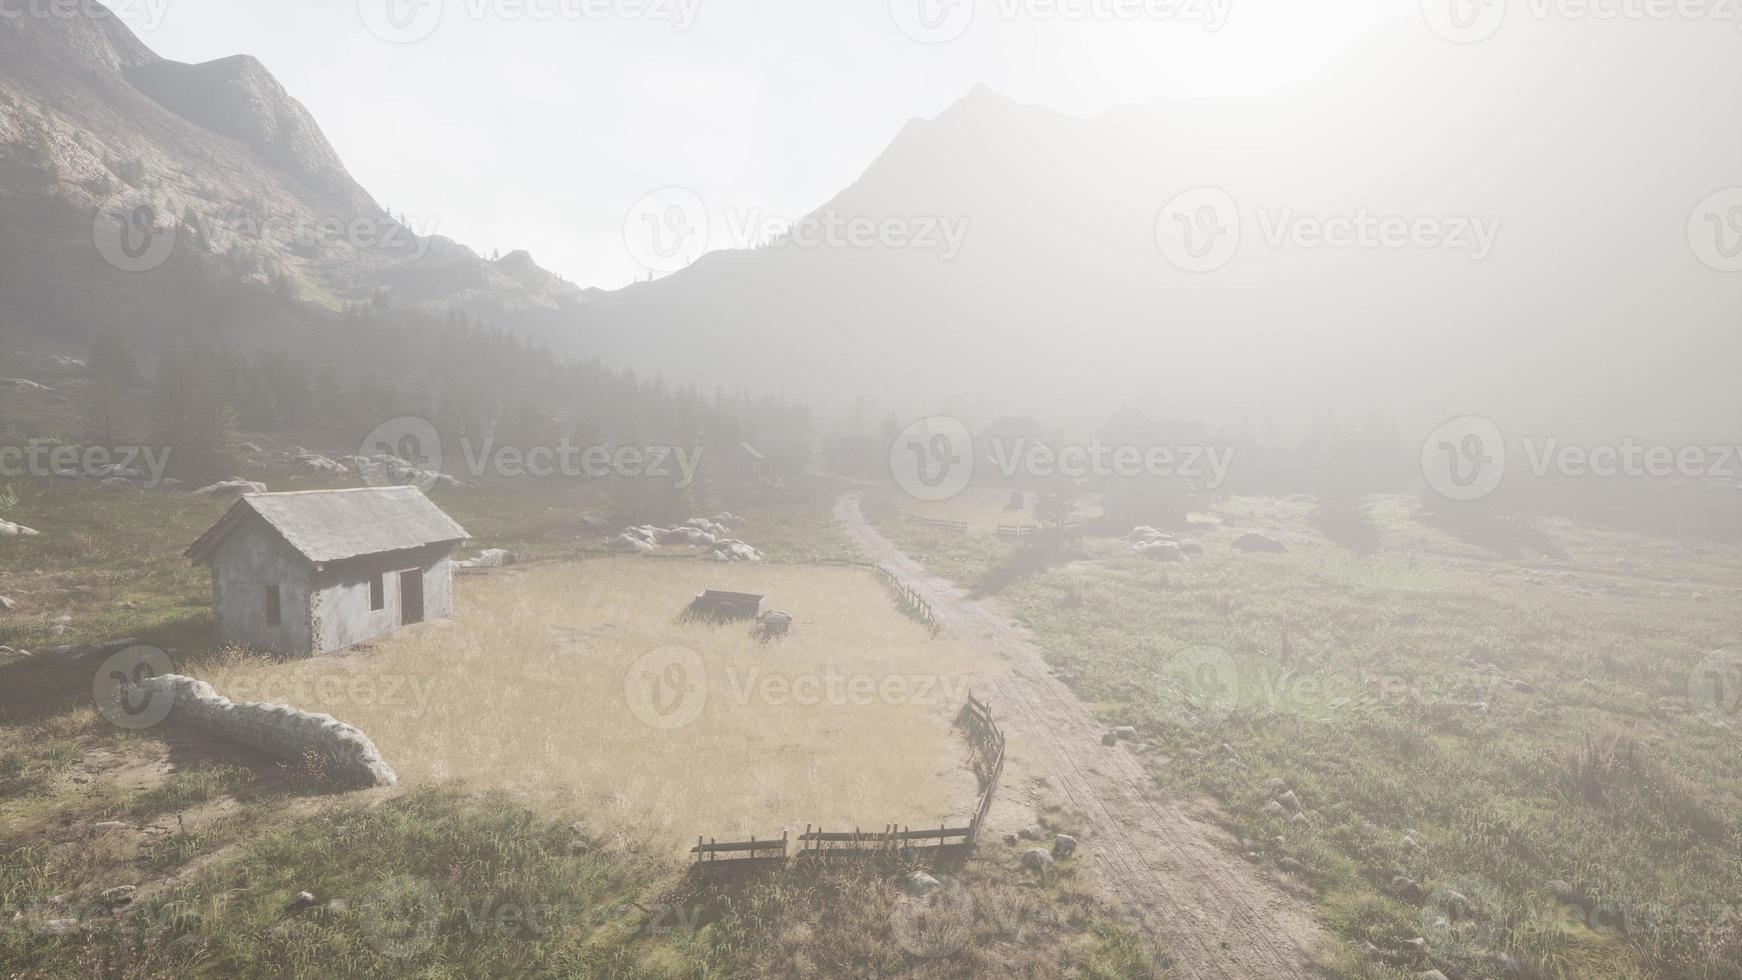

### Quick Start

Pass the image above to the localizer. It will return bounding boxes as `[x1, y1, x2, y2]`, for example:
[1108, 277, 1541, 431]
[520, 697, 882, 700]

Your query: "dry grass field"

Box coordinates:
[197, 558, 993, 851]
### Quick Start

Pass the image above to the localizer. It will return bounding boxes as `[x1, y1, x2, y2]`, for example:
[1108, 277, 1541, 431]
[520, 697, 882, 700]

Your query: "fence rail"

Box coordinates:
[903, 514, 970, 533]
[995, 524, 1037, 538]
[690, 695, 1006, 873]
[875, 564, 943, 636]
[691, 831, 789, 865]
[958, 691, 1007, 844]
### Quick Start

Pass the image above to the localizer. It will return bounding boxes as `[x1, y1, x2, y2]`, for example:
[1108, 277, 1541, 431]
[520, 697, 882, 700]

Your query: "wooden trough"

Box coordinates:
[689, 589, 765, 621]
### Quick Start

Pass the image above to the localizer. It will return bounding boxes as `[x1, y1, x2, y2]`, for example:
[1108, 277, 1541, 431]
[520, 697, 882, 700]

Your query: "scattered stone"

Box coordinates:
[904, 871, 942, 896]
[0, 519, 41, 537]
[1111, 726, 1138, 741]
[1020, 848, 1054, 871]
[193, 480, 267, 498]
[1234, 532, 1287, 553]
[456, 548, 515, 569]
[1487, 951, 1522, 975]
[1101, 732, 1118, 746]
[1135, 540, 1187, 562]
[1019, 824, 1045, 842]
[99, 886, 136, 907]
[1261, 801, 1287, 818]
[755, 611, 793, 640]
[1433, 889, 1473, 920]
[1265, 777, 1289, 795]
[1417, 971, 1449, 980]
[1401, 830, 1426, 850]
[41, 918, 80, 936]
[1512, 680, 1536, 694]
[1390, 876, 1425, 903]
[1052, 835, 1078, 859]
[606, 533, 655, 554]
[284, 891, 317, 914]
[1276, 790, 1301, 813]
[0, 596, 14, 612]
[1402, 936, 1427, 952]
[1003, 833, 1019, 846]
[1546, 880, 1579, 904]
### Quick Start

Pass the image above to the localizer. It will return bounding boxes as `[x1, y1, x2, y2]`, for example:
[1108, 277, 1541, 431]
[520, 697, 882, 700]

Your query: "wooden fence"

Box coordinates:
[995, 524, 1037, 538]
[689, 695, 1006, 872]
[875, 564, 943, 636]
[957, 691, 1007, 843]
[691, 831, 789, 865]
[903, 514, 970, 533]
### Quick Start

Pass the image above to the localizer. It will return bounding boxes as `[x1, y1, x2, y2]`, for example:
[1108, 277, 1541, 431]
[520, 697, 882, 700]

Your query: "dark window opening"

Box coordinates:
[370, 574, 385, 611]
[265, 584, 282, 627]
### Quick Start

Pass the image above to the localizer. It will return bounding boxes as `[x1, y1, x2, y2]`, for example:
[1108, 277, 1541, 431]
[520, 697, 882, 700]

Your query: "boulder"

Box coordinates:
[98, 885, 136, 907]
[1234, 533, 1287, 553]
[0, 520, 41, 537]
[458, 549, 515, 569]
[193, 480, 267, 497]
[284, 891, 318, 913]
[606, 534, 654, 554]
[1019, 824, 1045, 841]
[1020, 848, 1054, 870]
[1135, 540, 1186, 562]
[904, 871, 942, 896]
[1389, 876, 1425, 903]
[711, 539, 762, 563]
[1052, 834, 1078, 858]
[0, 596, 13, 612]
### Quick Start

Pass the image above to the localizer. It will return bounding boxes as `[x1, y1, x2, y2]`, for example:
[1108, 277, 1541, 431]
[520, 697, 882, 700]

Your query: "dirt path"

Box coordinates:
[835, 494, 1334, 979]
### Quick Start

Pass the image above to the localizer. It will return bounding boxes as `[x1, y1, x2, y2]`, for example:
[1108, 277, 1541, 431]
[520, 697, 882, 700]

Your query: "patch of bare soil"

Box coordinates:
[837, 493, 1336, 979]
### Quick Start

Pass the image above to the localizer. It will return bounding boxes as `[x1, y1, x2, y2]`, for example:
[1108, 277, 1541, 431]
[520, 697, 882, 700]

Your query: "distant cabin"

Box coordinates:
[186, 487, 469, 656]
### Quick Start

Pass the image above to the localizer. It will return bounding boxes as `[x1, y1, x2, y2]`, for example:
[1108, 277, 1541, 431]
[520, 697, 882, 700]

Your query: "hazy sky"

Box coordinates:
[114, 0, 1419, 288]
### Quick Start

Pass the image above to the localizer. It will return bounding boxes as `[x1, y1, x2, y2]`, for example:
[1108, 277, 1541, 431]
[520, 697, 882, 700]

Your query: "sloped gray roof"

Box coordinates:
[187, 487, 468, 565]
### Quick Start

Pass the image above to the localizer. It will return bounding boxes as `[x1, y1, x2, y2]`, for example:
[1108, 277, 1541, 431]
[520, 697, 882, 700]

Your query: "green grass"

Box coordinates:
[0, 472, 1162, 977]
[872, 489, 1742, 980]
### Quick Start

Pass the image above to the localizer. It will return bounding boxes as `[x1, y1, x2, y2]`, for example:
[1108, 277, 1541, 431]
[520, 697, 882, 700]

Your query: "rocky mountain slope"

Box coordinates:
[0, 2, 585, 341]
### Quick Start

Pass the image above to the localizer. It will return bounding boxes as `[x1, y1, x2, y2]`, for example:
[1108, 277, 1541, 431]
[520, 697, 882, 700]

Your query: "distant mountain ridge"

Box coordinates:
[566, 24, 1740, 438]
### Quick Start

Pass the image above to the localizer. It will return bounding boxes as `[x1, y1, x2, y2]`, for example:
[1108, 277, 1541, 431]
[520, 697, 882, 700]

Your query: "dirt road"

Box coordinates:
[835, 494, 1334, 979]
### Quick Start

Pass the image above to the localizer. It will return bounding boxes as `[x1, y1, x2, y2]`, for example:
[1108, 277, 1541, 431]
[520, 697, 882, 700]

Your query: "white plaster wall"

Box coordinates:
[311, 552, 454, 654]
[211, 520, 314, 655]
